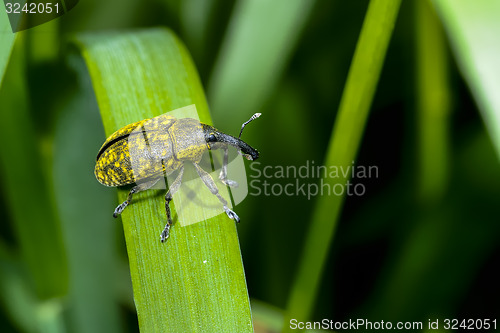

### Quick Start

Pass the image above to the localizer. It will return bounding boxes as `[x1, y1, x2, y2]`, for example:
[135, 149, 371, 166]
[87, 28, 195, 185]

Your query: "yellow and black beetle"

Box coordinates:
[95, 112, 260, 242]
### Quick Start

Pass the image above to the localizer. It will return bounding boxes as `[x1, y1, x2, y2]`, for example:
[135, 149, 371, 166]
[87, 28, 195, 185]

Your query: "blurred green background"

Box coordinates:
[0, 0, 499, 332]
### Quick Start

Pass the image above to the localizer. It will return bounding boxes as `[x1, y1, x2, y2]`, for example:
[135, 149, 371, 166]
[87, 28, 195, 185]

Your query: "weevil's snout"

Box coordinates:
[240, 145, 259, 161]
[203, 124, 259, 160]
[232, 134, 258, 161]
[227, 138, 259, 161]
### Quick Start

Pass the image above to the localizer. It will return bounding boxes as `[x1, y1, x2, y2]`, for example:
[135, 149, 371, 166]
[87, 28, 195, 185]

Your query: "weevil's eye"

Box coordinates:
[208, 133, 217, 142]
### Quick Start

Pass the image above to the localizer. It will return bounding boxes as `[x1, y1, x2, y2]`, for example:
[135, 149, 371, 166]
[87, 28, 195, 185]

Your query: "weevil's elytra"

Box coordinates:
[95, 112, 261, 243]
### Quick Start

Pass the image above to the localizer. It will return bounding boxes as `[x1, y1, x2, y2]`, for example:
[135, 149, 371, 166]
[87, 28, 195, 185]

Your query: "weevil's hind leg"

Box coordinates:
[113, 178, 160, 218]
[218, 146, 238, 188]
[193, 162, 240, 223]
[161, 165, 185, 243]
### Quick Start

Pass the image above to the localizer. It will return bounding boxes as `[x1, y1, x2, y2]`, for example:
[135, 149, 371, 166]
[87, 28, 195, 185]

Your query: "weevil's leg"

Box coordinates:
[161, 165, 185, 243]
[193, 162, 240, 223]
[113, 178, 160, 218]
[218, 146, 238, 188]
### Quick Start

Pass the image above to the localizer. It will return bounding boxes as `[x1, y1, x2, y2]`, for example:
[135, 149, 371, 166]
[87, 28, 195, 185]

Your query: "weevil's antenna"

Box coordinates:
[238, 113, 261, 139]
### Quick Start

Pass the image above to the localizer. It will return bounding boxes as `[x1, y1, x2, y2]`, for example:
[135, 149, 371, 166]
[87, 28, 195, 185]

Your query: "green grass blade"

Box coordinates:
[52, 58, 123, 333]
[282, 0, 402, 330]
[0, 247, 66, 333]
[432, 0, 500, 159]
[207, 0, 314, 126]
[73, 28, 253, 332]
[179, 0, 214, 60]
[0, 35, 68, 300]
[0, 6, 16, 87]
[415, 0, 451, 203]
[362, 2, 490, 321]
[0, 242, 37, 333]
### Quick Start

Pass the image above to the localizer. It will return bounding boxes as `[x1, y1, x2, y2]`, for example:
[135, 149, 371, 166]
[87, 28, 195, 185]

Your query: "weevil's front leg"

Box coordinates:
[218, 146, 238, 188]
[113, 178, 160, 218]
[193, 162, 240, 223]
[161, 165, 185, 243]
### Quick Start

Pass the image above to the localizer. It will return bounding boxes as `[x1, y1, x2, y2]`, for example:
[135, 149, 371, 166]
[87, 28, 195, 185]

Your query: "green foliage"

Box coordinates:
[415, 0, 450, 203]
[0, 6, 16, 87]
[52, 56, 123, 333]
[208, 0, 314, 126]
[0, 0, 499, 332]
[283, 0, 402, 329]
[73, 28, 252, 332]
[0, 16, 67, 333]
[0, 37, 68, 300]
[433, 0, 500, 159]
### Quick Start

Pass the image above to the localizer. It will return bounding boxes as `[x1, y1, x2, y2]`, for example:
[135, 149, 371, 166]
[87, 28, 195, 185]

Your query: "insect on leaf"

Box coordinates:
[73, 28, 253, 332]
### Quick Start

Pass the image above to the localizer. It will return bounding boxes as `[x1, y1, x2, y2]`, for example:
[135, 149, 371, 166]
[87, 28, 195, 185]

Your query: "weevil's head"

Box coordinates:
[202, 124, 259, 161]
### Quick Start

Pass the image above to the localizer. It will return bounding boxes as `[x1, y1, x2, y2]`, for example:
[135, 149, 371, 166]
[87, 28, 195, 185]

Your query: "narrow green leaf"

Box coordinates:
[52, 57, 123, 333]
[27, 19, 59, 63]
[179, 0, 214, 59]
[432, 0, 500, 159]
[415, 0, 451, 203]
[208, 0, 315, 126]
[362, 3, 497, 320]
[0, 35, 68, 300]
[0, 242, 37, 333]
[283, 0, 402, 330]
[0, 246, 66, 333]
[0, 6, 16, 87]
[73, 28, 253, 332]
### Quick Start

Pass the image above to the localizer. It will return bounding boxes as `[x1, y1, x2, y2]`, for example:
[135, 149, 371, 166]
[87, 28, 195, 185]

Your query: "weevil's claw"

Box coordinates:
[113, 201, 129, 218]
[160, 224, 171, 243]
[221, 179, 239, 188]
[224, 206, 240, 223]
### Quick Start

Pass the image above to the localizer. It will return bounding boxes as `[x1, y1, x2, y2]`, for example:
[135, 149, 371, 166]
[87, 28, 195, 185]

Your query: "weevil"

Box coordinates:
[95, 112, 260, 242]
